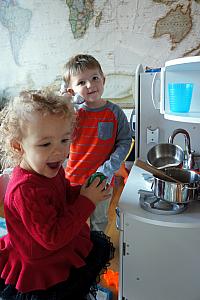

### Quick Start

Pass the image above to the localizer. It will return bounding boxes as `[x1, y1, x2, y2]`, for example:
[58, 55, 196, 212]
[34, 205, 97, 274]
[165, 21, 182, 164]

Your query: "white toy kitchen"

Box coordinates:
[117, 56, 200, 300]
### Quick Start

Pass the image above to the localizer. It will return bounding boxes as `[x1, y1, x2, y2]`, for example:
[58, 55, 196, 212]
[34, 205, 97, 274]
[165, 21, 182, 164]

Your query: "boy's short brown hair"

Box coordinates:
[63, 54, 104, 86]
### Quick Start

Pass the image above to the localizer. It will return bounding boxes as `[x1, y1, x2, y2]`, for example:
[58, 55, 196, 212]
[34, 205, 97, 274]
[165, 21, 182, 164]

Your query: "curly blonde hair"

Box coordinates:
[0, 89, 74, 169]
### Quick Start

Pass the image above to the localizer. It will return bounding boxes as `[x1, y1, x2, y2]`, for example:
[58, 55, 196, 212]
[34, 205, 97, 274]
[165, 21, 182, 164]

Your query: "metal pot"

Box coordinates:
[152, 168, 200, 204]
[147, 143, 184, 169]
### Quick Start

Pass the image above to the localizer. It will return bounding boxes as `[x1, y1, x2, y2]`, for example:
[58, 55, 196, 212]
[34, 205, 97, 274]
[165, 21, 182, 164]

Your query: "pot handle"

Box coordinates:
[151, 181, 154, 191]
[181, 185, 198, 191]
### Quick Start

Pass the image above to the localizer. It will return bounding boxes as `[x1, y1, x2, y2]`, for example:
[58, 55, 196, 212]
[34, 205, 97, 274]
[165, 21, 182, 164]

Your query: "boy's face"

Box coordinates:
[17, 112, 71, 178]
[67, 68, 105, 108]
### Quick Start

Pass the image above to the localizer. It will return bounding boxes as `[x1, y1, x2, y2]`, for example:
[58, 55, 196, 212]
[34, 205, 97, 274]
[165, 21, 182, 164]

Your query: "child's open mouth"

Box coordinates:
[47, 162, 61, 169]
[88, 91, 96, 95]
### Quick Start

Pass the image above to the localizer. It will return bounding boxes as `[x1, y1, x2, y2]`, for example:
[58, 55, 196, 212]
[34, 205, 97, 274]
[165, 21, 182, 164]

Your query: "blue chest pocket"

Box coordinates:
[98, 122, 113, 140]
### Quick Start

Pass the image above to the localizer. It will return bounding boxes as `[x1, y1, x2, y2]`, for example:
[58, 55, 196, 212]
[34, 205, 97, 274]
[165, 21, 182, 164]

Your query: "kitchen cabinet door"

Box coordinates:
[121, 212, 200, 300]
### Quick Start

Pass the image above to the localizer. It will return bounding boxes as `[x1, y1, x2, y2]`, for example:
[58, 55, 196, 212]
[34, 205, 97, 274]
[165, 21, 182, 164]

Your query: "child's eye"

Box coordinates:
[39, 142, 51, 147]
[62, 138, 70, 144]
[93, 76, 99, 81]
[78, 81, 85, 86]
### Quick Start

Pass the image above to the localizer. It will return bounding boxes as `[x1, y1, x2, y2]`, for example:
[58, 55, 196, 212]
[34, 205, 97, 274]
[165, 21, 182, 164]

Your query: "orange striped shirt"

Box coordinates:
[66, 101, 132, 185]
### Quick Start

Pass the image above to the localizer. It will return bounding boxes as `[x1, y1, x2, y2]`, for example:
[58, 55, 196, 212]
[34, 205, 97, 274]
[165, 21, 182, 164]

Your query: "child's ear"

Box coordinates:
[11, 140, 23, 154]
[67, 88, 75, 96]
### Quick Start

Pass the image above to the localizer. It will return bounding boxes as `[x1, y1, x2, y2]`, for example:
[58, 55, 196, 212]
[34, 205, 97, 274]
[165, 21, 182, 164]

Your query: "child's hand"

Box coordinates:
[80, 178, 111, 206]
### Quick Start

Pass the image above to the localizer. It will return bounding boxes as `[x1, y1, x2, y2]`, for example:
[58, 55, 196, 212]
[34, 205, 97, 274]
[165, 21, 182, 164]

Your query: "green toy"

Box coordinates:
[87, 172, 107, 187]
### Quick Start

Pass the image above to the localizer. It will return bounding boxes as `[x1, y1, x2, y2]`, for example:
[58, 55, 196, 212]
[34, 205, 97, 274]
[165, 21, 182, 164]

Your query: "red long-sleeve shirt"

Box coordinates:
[0, 166, 95, 292]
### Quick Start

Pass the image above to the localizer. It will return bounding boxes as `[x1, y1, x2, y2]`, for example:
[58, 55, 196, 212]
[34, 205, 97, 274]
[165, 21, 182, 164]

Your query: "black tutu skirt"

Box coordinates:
[0, 231, 115, 300]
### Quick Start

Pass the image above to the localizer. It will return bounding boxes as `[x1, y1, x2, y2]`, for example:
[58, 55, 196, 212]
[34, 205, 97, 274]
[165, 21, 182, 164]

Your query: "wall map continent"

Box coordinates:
[153, 3, 192, 50]
[0, 0, 200, 109]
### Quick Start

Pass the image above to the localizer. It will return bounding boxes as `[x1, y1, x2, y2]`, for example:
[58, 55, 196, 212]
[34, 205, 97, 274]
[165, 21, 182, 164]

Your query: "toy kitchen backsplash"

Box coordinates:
[132, 57, 200, 170]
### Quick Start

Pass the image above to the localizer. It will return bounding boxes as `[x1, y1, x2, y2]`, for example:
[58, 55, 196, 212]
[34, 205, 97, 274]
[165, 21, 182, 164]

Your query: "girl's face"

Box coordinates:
[17, 112, 71, 178]
[67, 68, 105, 108]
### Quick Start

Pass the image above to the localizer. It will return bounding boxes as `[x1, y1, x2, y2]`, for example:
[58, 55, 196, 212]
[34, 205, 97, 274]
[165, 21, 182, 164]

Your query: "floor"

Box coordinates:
[0, 177, 125, 300]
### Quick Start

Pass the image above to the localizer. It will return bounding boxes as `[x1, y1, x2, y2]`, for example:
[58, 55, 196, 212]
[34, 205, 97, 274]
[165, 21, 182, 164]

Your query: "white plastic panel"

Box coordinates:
[121, 214, 200, 300]
[165, 56, 200, 70]
[162, 57, 200, 122]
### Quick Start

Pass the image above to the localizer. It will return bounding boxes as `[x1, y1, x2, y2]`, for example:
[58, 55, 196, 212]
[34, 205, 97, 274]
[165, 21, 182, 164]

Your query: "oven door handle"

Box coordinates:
[115, 207, 123, 231]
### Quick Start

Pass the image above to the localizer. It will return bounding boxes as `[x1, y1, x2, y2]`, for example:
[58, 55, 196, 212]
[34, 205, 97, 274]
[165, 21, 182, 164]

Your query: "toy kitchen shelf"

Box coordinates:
[160, 56, 200, 123]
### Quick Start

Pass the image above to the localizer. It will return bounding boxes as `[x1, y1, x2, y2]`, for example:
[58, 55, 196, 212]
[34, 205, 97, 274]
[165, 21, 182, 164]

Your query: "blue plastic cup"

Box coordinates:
[168, 83, 193, 113]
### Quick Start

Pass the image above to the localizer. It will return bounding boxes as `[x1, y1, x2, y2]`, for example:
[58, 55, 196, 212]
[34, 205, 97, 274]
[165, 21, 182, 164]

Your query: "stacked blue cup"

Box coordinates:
[168, 83, 193, 113]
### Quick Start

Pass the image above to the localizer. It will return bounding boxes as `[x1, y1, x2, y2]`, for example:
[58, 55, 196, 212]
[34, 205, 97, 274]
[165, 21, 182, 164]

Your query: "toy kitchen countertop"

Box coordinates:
[118, 165, 200, 228]
[118, 165, 200, 300]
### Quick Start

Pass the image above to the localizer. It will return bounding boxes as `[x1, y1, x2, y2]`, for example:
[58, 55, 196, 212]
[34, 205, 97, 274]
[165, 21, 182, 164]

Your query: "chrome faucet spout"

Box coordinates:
[168, 128, 194, 169]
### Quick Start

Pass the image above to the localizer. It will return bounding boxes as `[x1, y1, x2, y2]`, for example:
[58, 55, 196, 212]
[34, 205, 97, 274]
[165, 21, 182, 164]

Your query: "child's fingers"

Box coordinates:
[96, 178, 108, 190]
[90, 177, 101, 187]
[82, 176, 96, 188]
[97, 178, 110, 191]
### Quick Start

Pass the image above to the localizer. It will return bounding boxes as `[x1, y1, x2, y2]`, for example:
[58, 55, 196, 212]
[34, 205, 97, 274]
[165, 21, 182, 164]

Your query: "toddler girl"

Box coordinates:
[0, 89, 114, 300]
